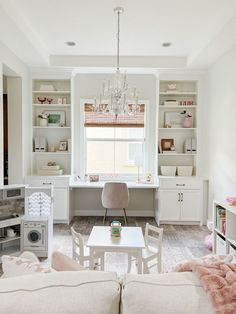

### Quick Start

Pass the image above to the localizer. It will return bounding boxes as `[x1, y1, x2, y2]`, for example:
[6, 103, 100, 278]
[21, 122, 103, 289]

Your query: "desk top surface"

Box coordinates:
[87, 226, 145, 249]
[70, 180, 159, 189]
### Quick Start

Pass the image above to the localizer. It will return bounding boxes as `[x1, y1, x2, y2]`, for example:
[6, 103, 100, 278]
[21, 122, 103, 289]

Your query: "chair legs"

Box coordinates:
[123, 208, 128, 226]
[103, 208, 128, 225]
[103, 208, 107, 225]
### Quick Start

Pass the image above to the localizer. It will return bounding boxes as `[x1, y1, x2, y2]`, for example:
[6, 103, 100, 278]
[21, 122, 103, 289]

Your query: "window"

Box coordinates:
[84, 103, 146, 176]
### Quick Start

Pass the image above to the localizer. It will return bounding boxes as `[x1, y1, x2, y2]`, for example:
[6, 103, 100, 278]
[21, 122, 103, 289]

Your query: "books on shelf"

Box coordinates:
[216, 206, 226, 235]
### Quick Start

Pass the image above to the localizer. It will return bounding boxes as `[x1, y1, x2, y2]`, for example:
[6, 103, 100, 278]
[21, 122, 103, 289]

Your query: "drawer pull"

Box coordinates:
[176, 184, 185, 187]
[178, 193, 181, 202]
[43, 182, 52, 185]
[181, 193, 183, 202]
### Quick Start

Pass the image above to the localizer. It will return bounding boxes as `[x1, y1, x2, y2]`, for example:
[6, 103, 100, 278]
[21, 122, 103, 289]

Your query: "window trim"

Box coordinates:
[79, 99, 150, 179]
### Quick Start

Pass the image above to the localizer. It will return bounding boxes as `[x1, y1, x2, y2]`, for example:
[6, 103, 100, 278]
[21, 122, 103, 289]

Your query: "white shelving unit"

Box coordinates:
[158, 80, 198, 176]
[31, 79, 72, 176]
[0, 217, 21, 261]
[213, 200, 236, 261]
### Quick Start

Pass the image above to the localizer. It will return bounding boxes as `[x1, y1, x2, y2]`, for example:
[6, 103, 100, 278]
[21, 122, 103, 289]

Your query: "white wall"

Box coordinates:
[73, 73, 157, 177]
[7, 77, 23, 183]
[0, 42, 30, 185]
[204, 45, 236, 218]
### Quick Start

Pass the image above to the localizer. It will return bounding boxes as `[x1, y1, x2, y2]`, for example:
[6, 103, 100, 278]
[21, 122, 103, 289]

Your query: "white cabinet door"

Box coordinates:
[158, 190, 180, 221]
[53, 187, 69, 222]
[180, 190, 201, 221]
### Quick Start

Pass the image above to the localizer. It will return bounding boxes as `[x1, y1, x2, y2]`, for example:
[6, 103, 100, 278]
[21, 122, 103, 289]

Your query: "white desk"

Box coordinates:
[87, 226, 145, 273]
[69, 179, 159, 218]
[70, 179, 159, 189]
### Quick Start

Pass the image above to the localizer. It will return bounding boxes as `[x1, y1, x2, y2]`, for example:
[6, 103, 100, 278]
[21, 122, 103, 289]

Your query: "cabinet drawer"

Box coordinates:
[215, 234, 226, 255]
[159, 179, 201, 190]
[229, 245, 236, 262]
[25, 176, 70, 187]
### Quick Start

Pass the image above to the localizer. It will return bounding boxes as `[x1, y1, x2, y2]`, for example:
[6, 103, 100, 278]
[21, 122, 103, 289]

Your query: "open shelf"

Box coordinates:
[33, 126, 71, 129]
[0, 236, 20, 245]
[32, 90, 70, 94]
[159, 128, 196, 130]
[158, 153, 196, 156]
[158, 80, 198, 176]
[160, 92, 197, 95]
[159, 105, 197, 109]
[33, 152, 71, 155]
[33, 103, 71, 108]
[31, 78, 72, 176]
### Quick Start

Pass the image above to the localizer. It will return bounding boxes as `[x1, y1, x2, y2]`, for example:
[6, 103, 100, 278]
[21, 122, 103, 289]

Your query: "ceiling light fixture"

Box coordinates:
[162, 42, 172, 47]
[66, 41, 76, 46]
[93, 7, 140, 118]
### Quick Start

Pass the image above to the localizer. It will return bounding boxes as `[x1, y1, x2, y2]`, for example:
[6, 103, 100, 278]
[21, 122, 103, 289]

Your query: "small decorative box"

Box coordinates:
[110, 221, 121, 237]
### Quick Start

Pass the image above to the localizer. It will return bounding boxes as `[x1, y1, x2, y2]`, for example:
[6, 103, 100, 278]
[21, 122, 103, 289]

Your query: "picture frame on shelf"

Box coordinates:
[164, 111, 184, 128]
[59, 140, 67, 151]
[44, 110, 66, 127]
[161, 138, 174, 151]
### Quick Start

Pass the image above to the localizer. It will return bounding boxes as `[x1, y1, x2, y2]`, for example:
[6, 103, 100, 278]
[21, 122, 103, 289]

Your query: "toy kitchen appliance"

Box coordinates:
[21, 187, 53, 258]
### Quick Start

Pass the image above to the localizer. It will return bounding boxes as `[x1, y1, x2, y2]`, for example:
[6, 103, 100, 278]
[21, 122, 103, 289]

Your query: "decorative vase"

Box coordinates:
[39, 118, 48, 127]
[183, 116, 192, 128]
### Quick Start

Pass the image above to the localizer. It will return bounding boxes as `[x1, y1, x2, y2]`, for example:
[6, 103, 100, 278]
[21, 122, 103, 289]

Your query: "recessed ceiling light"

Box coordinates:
[65, 41, 76, 46]
[162, 42, 172, 47]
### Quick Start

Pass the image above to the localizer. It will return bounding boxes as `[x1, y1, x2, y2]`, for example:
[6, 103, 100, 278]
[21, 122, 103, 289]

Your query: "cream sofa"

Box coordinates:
[0, 270, 213, 314]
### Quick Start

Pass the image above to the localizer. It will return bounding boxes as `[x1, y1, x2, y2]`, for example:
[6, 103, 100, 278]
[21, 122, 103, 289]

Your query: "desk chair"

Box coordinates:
[128, 223, 163, 273]
[71, 226, 104, 270]
[102, 182, 129, 225]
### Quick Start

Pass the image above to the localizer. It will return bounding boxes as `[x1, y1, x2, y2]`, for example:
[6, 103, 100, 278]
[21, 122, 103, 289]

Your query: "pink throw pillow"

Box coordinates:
[51, 251, 85, 271]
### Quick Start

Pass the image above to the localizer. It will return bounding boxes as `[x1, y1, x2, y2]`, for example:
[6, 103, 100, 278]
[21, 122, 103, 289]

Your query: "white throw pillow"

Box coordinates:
[2, 255, 53, 278]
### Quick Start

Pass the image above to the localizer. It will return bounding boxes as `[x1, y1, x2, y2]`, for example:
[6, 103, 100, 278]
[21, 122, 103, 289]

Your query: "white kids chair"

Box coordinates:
[71, 226, 104, 270]
[128, 223, 163, 273]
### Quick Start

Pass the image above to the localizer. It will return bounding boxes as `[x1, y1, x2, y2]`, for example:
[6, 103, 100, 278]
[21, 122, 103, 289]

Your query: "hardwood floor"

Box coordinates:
[52, 216, 211, 274]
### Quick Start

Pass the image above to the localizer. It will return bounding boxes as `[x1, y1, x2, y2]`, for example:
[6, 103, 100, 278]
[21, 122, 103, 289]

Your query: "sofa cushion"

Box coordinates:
[0, 271, 120, 314]
[51, 251, 85, 271]
[2, 255, 53, 278]
[121, 272, 213, 314]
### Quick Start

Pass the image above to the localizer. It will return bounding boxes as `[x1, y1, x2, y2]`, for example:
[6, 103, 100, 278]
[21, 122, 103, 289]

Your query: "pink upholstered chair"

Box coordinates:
[101, 182, 129, 225]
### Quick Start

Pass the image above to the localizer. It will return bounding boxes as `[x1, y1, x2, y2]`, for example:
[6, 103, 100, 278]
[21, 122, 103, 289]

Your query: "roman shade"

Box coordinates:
[84, 103, 145, 127]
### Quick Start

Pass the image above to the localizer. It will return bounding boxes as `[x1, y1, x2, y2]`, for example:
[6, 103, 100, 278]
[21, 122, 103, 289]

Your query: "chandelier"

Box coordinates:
[93, 7, 140, 117]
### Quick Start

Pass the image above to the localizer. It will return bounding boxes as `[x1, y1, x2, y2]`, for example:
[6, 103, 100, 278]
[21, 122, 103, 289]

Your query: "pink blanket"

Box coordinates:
[178, 261, 236, 314]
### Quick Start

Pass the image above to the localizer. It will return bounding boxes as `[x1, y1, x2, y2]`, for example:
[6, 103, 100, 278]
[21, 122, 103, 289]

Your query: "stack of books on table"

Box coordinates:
[37, 164, 63, 176]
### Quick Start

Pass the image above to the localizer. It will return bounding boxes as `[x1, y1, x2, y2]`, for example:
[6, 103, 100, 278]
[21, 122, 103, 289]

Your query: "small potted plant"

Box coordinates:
[38, 112, 48, 127]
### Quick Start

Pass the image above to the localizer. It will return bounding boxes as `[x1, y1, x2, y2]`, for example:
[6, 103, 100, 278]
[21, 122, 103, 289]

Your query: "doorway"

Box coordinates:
[3, 78, 8, 184]
[2, 66, 23, 185]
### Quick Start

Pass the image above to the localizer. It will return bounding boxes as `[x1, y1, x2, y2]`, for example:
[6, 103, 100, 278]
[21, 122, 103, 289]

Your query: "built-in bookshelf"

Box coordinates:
[31, 79, 72, 176]
[158, 80, 198, 176]
[213, 200, 236, 260]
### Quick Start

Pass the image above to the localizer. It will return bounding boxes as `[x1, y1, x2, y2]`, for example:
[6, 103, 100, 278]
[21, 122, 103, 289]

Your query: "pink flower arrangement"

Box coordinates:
[226, 197, 236, 206]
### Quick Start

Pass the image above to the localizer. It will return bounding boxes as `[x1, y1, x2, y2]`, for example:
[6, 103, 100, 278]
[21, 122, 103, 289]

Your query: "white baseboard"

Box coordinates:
[160, 220, 202, 225]
[73, 209, 154, 217]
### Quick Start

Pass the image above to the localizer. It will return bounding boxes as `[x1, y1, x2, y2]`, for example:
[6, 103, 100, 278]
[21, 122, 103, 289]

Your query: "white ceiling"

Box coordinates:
[1, 0, 236, 68]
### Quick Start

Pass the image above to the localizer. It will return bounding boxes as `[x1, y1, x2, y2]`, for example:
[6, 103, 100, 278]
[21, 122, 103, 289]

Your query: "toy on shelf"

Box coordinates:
[226, 197, 236, 206]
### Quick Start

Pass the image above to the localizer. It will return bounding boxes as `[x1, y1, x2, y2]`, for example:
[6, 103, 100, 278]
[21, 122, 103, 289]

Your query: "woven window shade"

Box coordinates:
[84, 103, 145, 127]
